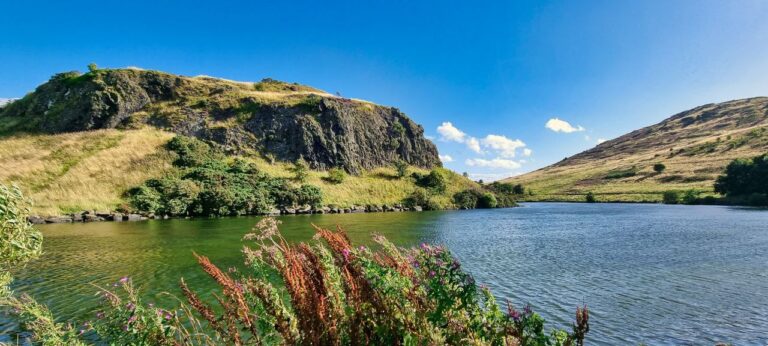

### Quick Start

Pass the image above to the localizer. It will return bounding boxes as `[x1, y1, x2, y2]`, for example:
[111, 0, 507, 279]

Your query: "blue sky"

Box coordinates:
[2, 0, 768, 180]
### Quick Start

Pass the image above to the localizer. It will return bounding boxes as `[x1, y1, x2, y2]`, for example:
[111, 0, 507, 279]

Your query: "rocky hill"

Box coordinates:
[504, 97, 768, 202]
[0, 68, 440, 173]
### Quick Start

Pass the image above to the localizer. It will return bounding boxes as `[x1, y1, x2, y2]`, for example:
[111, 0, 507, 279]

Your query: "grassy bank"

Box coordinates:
[0, 128, 481, 215]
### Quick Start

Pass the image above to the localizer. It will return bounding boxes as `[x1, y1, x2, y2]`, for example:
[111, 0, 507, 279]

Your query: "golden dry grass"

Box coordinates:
[0, 128, 175, 214]
[0, 128, 474, 214]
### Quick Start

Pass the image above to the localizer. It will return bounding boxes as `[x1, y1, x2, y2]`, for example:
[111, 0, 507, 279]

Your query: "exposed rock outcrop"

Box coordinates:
[1, 69, 440, 173]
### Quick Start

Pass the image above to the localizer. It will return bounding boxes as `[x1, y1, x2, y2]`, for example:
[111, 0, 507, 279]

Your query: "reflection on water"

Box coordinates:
[3, 203, 768, 344]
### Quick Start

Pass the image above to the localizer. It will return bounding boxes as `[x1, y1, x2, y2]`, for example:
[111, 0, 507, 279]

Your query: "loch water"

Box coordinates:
[3, 203, 768, 344]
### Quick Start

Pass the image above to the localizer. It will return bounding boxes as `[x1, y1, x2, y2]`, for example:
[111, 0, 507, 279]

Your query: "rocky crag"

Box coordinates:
[0, 68, 440, 173]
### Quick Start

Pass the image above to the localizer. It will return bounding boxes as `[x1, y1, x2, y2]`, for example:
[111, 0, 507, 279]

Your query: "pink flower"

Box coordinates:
[342, 248, 351, 260]
[119, 276, 130, 283]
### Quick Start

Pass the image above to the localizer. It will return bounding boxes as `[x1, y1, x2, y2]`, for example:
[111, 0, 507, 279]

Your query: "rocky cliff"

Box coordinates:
[0, 68, 440, 173]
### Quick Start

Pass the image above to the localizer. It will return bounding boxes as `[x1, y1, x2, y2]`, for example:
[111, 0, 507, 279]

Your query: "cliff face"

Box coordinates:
[0, 69, 440, 173]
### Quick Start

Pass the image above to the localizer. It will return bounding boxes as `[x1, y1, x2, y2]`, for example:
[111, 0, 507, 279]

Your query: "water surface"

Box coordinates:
[3, 203, 768, 344]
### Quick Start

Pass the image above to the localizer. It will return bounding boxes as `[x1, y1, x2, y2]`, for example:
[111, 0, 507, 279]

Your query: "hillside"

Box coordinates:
[0, 68, 490, 215]
[504, 97, 768, 202]
[0, 68, 440, 174]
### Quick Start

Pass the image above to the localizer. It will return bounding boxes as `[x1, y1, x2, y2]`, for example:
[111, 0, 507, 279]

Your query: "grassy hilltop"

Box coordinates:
[0, 68, 486, 215]
[505, 97, 768, 202]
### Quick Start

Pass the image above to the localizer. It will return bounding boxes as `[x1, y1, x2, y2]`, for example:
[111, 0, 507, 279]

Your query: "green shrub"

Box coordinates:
[129, 137, 323, 216]
[289, 158, 310, 183]
[682, 190, 700, 205]
[87, 63, 98, 72]
[662, 191, 679, 204]
[325, 168, 346, 184]
[604, 168, 637, 179]
[413, 170, 447, 193]
[714, 153, 768, 205]
[394, 160, 408, 178]
[653, 163, 666, 173]
[585, 192, 596, 203]
[453, 190, 479, 209]
[477, 193, 498, 208]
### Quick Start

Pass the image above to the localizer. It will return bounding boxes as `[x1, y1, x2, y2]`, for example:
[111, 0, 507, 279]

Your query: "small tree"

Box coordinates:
[87, 63, 98, 73]
[325, 168, 346, 184]
[653, 163, 666, 173]
[585, 192, 596, 203]
[512, 184, 525, 195]
[662, 191, 679, 204]
[289, 158, 309, 183]
[394, 160, 408, 178]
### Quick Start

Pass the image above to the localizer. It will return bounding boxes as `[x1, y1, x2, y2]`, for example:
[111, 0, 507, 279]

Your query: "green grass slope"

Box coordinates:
[504, 97, 768, 202]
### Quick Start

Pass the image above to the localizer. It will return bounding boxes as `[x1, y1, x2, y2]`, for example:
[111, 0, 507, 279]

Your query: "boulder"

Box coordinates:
[45, 216, 72, 223]
[28, 215, 46, 224]
[413, 206, 423, 212]
[126, 214, 142, 221]
[267, 208, 281, 216]
[95, 211, 112, 218]
[72, 213, 84, 222]
[112, 212, 124, 221]
[282, 208, 296, 215]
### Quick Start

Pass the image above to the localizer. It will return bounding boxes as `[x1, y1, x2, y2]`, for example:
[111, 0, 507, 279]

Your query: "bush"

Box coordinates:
[129, 137, 323, 216]
[653, 163, 666, 173]
[477, 193, 498, 208]
[714, 154, 768, 205]
[682, 190, 700, 205]
[414, 170, 447, 193]
[453, 190, 479, 209]
[87, 63, 98, 72]
[394, 160, 408, 178]
[325, 168, 346, 184]
[662, 191, 679, 204]
[403, 188, 430, 208]
[585, 192, 596, 203]
[289, 158, 310, 183]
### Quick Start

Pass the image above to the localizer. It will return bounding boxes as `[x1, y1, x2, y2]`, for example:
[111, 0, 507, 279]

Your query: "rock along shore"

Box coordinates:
[28, 204, 425, 224]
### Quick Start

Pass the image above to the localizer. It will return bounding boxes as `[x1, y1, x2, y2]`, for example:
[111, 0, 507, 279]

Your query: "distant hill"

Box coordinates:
[0, 68, 439, 174]
[504, 97, 768, 202]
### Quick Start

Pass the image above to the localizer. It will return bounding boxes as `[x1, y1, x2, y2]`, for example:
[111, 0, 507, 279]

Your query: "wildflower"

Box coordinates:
[119, 276, 130, 283]
[341, 248, 351, 261]
[429, 270, 436, 277]
[358, 245, 366, 251]
[126, 302, 135, 311]
[79, 329, 85, 335]
[509, 309, 521, 322]
[164, 313, 173, 320]
[128, 315, 137, 324]
[123, 325, 129, 331]
[420, 243, 429, 251]
[148, 302, 154, 308]
[524, 305, 532, 314]
[96, 311, 105, 319]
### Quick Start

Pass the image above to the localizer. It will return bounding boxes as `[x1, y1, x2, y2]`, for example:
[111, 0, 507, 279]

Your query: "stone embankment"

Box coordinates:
[29, 204, 424, 224]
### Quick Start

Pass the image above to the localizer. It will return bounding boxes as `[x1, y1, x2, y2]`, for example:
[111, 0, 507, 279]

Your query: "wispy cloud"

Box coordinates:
[438, 154, 454, 162]
[522, 148, 532, 157]
[465, 158, 521, 170]
[597, 138, 607, 144]
[545, 118, 585, 133]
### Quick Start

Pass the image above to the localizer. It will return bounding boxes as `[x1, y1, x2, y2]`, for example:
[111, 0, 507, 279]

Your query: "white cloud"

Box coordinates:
[437, 122, 466, 142]
[465, 158, 521, 170]
[436, 122, 483, 153]
[481, 135, 525, 158]
[0, 98, 17, 107]
[584, 135, 591, 141]
[597, 138, 607, 144]
[545, 118, 585, 133]
[438, 154, 454, 163]
[522, 148, 532, 157]
[466, 137, 482, 153]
